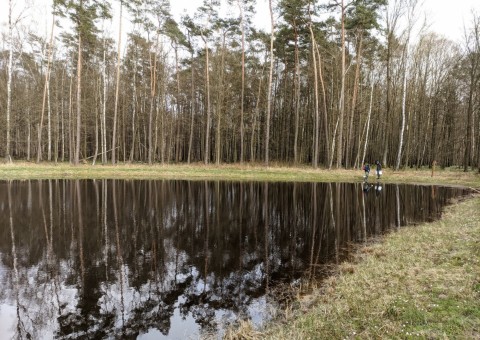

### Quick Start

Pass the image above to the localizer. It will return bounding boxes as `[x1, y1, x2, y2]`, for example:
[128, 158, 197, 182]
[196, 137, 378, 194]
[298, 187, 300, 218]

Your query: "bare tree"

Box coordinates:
[38, 7, 56, 163]
[463, 13, 480, 172]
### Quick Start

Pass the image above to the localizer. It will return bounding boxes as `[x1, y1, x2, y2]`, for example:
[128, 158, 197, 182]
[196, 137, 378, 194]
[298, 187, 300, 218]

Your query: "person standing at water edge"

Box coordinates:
[363, 163, 370, 180]
[375, 160, 382, 179]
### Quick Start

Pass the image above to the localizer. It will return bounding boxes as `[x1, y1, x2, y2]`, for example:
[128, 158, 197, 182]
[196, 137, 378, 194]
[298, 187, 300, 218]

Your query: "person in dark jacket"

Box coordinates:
[363, 163, 370, 180]
[375, 160, 382, 179]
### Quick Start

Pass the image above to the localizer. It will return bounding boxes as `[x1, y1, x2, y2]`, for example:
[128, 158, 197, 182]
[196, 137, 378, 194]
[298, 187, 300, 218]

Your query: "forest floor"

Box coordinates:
[1, 162, 479, 339]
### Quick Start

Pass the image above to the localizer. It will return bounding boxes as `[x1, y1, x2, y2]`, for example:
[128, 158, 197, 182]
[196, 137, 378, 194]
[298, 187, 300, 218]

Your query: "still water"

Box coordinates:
[0, 180, 469, 339]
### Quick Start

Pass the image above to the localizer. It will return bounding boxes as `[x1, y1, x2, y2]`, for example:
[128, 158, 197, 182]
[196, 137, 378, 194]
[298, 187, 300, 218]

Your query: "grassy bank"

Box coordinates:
[227, 196, 480, 339]
[0, 162, 479, 188]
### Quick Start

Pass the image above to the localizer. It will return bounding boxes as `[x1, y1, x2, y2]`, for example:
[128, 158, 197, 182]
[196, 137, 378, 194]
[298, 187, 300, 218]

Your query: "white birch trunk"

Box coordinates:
[396, 45, 408, 170]
[6, 0, 14, 162]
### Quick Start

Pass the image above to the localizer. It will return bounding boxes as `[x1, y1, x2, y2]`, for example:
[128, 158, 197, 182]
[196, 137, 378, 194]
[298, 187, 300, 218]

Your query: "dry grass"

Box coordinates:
[230, 196, 480, 339]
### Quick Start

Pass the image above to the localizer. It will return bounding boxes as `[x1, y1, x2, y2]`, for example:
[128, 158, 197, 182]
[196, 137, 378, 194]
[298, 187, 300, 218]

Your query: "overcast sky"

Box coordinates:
[1, 0, 479, 43]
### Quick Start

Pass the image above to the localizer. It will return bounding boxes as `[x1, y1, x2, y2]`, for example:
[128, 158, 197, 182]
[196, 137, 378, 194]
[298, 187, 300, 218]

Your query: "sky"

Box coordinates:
[169, 0, 480, 42]
[0, 0, 479, 44]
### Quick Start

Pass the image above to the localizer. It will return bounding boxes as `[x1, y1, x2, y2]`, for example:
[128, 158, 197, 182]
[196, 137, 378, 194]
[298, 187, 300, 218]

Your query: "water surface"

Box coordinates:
[0, 180, 469, 339]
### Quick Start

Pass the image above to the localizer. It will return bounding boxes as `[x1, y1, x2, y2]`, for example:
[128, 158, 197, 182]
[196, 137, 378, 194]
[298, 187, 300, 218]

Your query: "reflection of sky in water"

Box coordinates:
[138, 296, 200, 340]
[0, 304, 16, 338]
[0, 180, 469, 339]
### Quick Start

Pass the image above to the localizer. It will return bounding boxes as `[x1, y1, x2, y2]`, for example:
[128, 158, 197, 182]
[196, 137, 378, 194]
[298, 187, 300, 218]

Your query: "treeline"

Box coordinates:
[1, 0, 479, 170]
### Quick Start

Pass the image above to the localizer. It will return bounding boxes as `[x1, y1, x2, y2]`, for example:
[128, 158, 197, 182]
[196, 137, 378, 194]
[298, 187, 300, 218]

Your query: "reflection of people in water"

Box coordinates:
[363, 182, 372, 195]
[375, 182, 383, 196]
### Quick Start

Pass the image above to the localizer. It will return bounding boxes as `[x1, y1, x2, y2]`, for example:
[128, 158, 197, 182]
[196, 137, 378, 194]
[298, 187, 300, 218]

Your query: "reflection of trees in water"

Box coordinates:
[0, 180, 467, 338]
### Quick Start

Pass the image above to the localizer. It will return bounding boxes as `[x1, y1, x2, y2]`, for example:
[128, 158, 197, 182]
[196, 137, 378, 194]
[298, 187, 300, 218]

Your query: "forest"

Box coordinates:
[1, 0, 479, 171]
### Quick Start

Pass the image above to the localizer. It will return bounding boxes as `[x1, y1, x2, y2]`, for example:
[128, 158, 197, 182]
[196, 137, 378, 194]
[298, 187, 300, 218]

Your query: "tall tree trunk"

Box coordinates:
[464, 16, 479, 172]
[188, 46, 195, 164]
[396, 46, 408, 171]
[74, 34, 82, 165]
[215, 34, 226, 165]
[175, 45, 181, 163]
[346, 33, 363, 168]
[202, 33, 211, 165]
[309, 23, 320, 168]
[148, 34, 159, 165]
[238, 0, 245, 163]
[265, 0, 274, 166]
[6, 0, 14, 162]
[336, 0, 346, 168]
[129, 44, 138, 163]
[251, 65, 265, 163]
[112, 1, 123, 165]
[315, 44, 330, 167]
[47, 78, 52, 161]
[293, 20, 300, 164]
[38, 13, 55, 163]
[361, 72, 375, 166]
[101, 31, 107, 164]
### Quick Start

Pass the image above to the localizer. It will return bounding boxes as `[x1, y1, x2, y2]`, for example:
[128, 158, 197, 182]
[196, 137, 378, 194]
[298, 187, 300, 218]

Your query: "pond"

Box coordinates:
[0, 180, 470, 339]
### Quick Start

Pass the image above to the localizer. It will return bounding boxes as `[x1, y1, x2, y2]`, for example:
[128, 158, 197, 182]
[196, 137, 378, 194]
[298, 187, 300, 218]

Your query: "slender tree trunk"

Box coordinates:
[47, 75, 52, 161]
[38, 13, 55, 163]
[315, 44, 330, 167]
[215, 34, 226, 165]
[293, 21, 300, 164]
[112, 1, 123, 165]
[6, 0, 14, 162]
[148, 35, 159, 165]
[175, 45, 181, 163]
[309, 24, 320, 168]
[396, 45, 408, 170]
[265, 0, 274, 166]
[74, 34, 82, 165]
[251, 66, 265, 163]
[93, 105, 99, 165]
[238, 0, 245, 163]
[202, 33, 211, 165]
[129, 45, 137, 162]
[336, 0, 346, 169]
[464, 75, 475, 172]
[361, 73, 375, 166]
[346, 33, 363, 168]
[68, 71, 73, 163]
[188, 47, 195, 163]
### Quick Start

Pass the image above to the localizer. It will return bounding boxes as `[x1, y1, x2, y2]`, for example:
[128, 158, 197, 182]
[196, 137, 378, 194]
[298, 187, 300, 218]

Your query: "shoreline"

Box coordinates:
[0, 162, 479, 188]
